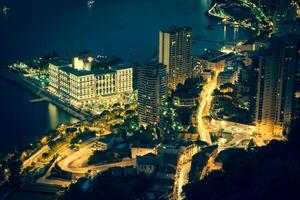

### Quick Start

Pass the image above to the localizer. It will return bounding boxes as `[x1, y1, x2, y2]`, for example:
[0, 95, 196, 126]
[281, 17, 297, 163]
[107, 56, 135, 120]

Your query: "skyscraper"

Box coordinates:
[255, 34, 299, 138]
[159, 26, 192, 90]
[137, 63, 167, 126]
[272, 0, 297, 33]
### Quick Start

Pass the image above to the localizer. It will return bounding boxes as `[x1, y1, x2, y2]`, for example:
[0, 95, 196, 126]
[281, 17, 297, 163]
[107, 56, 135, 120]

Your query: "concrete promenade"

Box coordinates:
[0, 67, 89, 120]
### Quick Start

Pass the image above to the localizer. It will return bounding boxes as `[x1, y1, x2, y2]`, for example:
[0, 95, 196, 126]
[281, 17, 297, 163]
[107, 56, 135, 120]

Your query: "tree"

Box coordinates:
[176, 107, 193, 126]
[184, 119, 300, 200]
[174, 77, 204, 98]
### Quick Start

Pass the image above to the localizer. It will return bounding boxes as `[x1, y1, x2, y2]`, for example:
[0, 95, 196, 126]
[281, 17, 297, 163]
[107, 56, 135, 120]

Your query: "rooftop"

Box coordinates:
[60, 66, 93, 76]
[219, 69, 236, 76]
[49, 59, 71, 67]
[137, 153, 159, 166]
[157, 165, 176, 175]
[161, 26, 192, 34]
[111, 64, 133, 70]
[196, 49, 224, 60]
[99, 134, 122, 144]
[53, 63, 129, 77]
[210, 53, 234, 63]
[131, 142, 160, 149]
[94, 69, 116, 76]
[195, 50, 234, 63]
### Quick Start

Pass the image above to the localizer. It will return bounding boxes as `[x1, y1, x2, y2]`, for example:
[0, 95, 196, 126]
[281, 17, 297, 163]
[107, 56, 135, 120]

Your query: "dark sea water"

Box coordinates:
[0, 0, 251, 154]
[0, 77, 78, 155]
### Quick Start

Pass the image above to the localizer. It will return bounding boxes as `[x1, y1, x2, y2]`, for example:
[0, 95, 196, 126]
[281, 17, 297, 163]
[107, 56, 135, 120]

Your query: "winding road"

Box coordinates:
[197, 72, 220, 145]
[37, 137, 135, 187]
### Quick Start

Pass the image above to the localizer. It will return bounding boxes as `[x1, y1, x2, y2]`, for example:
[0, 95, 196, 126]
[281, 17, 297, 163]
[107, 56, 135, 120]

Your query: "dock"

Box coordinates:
[29, 97, 49, 103]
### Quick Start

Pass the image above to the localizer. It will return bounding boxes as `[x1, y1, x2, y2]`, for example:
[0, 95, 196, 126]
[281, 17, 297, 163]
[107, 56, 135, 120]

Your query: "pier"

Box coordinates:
[29, 97, 49, 103]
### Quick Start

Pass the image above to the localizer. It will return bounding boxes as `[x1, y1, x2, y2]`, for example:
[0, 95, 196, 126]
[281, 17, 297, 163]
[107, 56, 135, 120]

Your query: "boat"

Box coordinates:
[87, 0, 95, 7]
[2, 6, 10, 14]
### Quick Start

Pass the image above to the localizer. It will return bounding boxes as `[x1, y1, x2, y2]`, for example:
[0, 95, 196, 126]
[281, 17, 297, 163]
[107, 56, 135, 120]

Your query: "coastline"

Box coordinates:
[206, 2, 272, 35]
[0, 66, 88, 121]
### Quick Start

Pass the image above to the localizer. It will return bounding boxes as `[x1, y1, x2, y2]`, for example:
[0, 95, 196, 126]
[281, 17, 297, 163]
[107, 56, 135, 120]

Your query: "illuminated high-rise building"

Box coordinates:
[255, 34, 299, 137]
[49, 57, 133, 107]
[137, 63, 167, 126]
[159, 26, 192, 90]
[272, 0, 297, 33]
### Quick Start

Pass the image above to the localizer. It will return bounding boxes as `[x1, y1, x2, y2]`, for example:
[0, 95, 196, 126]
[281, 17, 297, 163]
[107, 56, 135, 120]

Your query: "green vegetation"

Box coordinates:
[0, 101, 137, 192]
[70, 131, 96, 145]
[174, 77, 204, 98]
[60, 169, 150, 200]
[160, 77, 204, 141]
[211, 83, 251, 124]
[176, 107, 197, 127]
[126, 125, 158, 145]
[221, 3, 255, 21]
[184, 120, 300, 200]
[88, 145, 129, 165]
[0, 127, 65, 190]
[111, 115, 139, 136]
[95, 110, 115, 125]
[42, 137, 68, 160]
[188, 151, 209, 182]
[0, 154, 22, 187]
[90, 103, 138, 131]
[160, 100, 184, 141]
[88, 109, 157, 165]
[39, 127, 79, 160]
[159, 77, 204, 141]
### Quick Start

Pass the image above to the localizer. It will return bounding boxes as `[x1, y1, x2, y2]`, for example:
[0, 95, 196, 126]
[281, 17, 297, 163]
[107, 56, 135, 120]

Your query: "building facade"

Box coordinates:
[159, 26, 192, 90]
[115, 66, 133, 93]
[49, 58, 133, 107]
[273, 1, 297, 33]
[137, 63, 167, 126]
[192, 50, 231, 78]
[255, 34, 299, 137]
[217, 66, 239, 87]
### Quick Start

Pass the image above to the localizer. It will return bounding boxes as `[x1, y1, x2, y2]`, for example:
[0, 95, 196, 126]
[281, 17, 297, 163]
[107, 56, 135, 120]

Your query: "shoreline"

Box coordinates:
[0, 66, 89, 121]
[206, 2, 271, 35]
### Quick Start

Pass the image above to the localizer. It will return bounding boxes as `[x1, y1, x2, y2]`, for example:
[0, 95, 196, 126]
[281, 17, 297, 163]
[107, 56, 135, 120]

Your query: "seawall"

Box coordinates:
[0, 66, 88, 120]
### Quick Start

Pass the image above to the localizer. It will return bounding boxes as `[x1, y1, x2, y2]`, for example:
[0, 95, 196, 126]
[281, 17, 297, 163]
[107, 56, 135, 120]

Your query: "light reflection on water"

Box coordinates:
[0, 0, 253, 154]
[48, 103, 59, 130]
[48, 103, 79, 130]
[0, 77, 78, 154]
[0, 0, 252, 65]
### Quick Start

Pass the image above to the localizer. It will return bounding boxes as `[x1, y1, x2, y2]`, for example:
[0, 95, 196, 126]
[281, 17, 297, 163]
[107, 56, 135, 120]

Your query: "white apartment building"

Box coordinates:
[48, 58, 133, 107]
[217, 67, 239, 87]
[115, 66, 133, 93]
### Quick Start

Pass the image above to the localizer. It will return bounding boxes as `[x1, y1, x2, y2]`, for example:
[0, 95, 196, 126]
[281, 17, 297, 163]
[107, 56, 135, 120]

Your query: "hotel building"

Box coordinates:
[49, 57, 133, 107]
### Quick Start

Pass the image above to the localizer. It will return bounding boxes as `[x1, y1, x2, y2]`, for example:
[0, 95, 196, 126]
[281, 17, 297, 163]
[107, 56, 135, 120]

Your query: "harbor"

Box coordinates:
[0, 66, 88, 120]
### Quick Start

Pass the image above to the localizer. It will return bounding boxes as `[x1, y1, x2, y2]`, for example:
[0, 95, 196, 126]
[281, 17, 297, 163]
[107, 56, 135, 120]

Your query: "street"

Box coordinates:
[36, 137, 136, 187]
[176, 161, 191, 200]
[197, 72, 220, 145]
